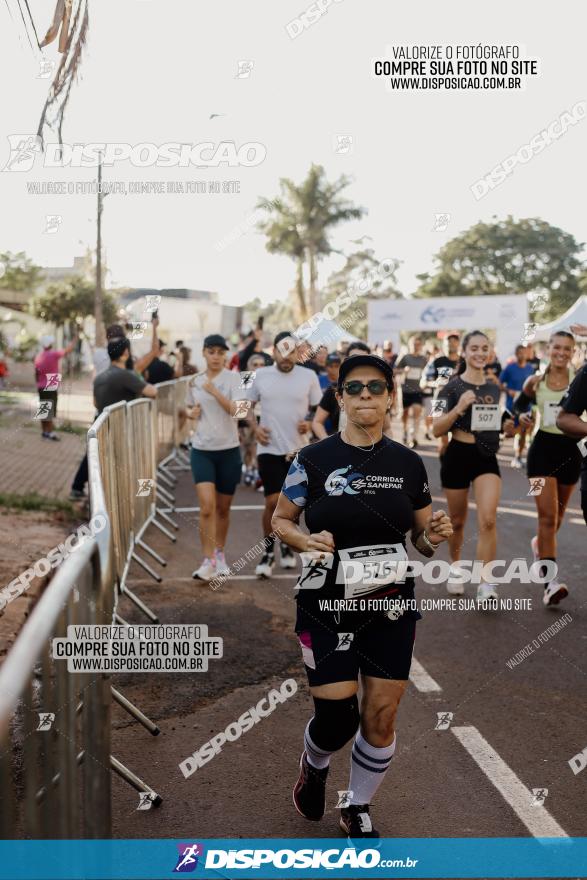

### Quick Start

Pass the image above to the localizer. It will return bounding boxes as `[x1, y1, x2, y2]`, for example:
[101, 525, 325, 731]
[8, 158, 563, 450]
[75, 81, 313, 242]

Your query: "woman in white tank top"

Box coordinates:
[514, 331, 580, 606]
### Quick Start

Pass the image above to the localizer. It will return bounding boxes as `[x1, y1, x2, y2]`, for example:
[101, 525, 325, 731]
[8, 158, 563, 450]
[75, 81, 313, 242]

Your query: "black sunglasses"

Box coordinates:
[341, 379, 389, 396]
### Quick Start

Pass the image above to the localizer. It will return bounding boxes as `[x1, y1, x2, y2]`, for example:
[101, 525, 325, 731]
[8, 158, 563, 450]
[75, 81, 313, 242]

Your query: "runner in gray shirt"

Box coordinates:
[246, 331, 322, 578]
[396, 336, 428, 448]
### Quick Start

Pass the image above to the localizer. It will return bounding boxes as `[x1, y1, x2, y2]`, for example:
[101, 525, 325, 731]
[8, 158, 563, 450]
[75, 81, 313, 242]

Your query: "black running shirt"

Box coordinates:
[559, 365, 587, 491]
[282, 433, 431, 609]
[437, 374, 502, 456]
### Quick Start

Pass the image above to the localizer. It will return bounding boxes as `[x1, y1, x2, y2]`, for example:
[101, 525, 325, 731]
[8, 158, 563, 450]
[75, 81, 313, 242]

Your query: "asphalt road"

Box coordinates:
[110, 433, 587, 865]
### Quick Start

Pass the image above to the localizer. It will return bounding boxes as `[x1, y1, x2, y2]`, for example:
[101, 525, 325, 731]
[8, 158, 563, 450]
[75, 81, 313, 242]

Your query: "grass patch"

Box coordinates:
[57, 422, 87, 436]
[0, 392, 20, 405]
[0, 492, 76, 515]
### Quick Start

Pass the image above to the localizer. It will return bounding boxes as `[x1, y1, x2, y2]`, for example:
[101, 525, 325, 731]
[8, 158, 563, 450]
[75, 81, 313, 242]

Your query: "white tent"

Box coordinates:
[303, 317, 361, 349]
[533, 295, 587, 340]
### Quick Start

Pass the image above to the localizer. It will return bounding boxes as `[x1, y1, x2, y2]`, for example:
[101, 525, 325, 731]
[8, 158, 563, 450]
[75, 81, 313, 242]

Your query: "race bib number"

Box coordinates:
[407, 368, 422, 381]
[337, 543, 409, 600]
[471, 404, 501, 431]
[543, 402, 561, 428]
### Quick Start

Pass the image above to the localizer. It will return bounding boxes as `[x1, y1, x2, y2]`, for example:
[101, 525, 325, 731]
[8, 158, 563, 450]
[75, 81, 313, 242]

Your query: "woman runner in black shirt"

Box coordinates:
[433, 330, 515, 604]
[272, 354, 452, 841]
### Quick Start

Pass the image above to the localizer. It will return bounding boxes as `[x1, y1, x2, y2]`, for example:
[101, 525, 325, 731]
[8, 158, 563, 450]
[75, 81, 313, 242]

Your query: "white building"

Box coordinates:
[120, 289, 240, 368]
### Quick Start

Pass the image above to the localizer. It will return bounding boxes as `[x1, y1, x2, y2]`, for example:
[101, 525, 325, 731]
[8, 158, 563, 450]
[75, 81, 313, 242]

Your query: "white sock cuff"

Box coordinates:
[352, 730, 396, 766]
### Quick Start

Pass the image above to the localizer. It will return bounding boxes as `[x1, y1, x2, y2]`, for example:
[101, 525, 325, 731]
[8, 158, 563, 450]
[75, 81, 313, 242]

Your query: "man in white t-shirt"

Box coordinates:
[185, 334, 244, 581]
[246, 331, 322, 578]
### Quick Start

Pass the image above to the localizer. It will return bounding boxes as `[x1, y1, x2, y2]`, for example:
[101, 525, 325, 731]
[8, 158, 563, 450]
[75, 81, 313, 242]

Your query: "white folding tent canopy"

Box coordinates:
[368, 295, 529, 361]
[303, 317, 361, 349]
[533, 295, 587, 340]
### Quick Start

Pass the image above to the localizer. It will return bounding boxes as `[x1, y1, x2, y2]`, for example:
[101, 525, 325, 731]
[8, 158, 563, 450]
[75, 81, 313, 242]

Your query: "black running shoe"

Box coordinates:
[292, 751, 328, 821]
[279, 542, 296, 570]
[255, 551, 274, 579]
[339, 804, 380, 841]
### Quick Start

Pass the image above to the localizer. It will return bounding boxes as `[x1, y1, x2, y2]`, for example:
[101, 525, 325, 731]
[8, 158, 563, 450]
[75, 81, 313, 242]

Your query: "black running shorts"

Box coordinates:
[38, 389, 58, 418]
[295, 606, 417, 686]
[402, 391, 424, 410]
[526, 430, 582, 485]
[257, 453, 291, 496]
[440, 438, 500, 489]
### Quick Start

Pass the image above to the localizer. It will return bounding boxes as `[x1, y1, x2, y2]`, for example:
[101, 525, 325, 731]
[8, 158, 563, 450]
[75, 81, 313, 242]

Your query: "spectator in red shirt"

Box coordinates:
[33, 334, 77, 440]
[0, 354, 8, 389]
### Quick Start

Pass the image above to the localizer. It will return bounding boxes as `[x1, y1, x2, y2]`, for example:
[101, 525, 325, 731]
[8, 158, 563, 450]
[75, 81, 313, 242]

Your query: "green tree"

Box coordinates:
[0, 251, 42, 291]
[242, 296, 297, 339]
[322, 250, 403, 338]
[257, 165, 366, 319]
[28, 277, 119, 337]
[415, 217, 584, 321]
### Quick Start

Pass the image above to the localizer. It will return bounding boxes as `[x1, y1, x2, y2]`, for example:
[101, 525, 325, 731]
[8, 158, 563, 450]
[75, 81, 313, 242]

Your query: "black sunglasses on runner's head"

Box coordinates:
[342, 379, 389, 396]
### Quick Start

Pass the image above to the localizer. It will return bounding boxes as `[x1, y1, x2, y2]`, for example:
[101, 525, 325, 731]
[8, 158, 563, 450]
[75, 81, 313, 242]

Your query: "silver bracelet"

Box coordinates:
[420, 529, 437, 554]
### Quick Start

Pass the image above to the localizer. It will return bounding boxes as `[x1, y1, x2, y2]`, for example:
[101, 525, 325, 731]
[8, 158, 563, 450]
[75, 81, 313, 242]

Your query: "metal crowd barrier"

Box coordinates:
[155, 380, 176, 467]
[0, 378, 192, 837]
[0, 528, 111, 838]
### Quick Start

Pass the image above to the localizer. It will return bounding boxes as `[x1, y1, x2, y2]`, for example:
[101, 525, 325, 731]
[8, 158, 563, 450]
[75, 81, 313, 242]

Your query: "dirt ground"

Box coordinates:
[0, 510, 71, 658]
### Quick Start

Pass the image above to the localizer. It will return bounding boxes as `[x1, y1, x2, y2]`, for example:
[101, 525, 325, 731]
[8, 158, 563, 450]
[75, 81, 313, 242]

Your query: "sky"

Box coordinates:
[1, 0, 586, 308]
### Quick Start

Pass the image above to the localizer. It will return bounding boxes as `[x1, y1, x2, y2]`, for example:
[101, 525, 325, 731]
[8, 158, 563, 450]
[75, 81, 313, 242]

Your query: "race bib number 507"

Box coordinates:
[471, 404, 501, 431]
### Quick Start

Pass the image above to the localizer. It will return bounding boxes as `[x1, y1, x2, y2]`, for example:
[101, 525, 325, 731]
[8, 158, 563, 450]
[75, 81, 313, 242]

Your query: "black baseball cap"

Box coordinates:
[203, 334, 229, 350]
[337, 354, 394, 391]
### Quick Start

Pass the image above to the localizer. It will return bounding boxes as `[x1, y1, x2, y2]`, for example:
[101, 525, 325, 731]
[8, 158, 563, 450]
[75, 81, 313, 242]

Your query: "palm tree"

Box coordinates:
[297, 165, 365, 314]
[258, 165, 366, 318]
[257, 197, 308, 321]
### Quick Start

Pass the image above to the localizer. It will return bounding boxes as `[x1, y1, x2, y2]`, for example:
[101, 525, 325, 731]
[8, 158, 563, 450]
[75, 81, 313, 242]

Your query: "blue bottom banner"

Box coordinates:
[0, 837, 585, 879]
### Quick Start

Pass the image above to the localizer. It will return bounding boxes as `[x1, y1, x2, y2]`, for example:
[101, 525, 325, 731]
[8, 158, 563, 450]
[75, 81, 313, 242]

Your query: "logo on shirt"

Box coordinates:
[324, 467, 404, 496]
[324, 466, 366, 496]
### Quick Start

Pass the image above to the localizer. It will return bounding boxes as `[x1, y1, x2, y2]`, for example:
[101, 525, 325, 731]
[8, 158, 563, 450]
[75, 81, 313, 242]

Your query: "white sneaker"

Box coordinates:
[255, 551, 275, 579]
[192, 557, 216, 581]
[214, 550, 230, 576]
[511, 456, 523, 469]
[477, 582, 499, 605]
[446, 563, 465, 595]
[279, 543, 297, 570]
[543, 578, 569, 607]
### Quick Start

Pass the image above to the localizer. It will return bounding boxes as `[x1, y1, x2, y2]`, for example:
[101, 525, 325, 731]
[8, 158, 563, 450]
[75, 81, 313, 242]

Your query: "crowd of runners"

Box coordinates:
[180, 325, 587, 602]
[50, 316, 587, 843]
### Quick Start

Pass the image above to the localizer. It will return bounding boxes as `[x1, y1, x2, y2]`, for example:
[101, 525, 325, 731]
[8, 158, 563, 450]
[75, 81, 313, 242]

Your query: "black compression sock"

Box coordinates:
[539, 557, 556, 583]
